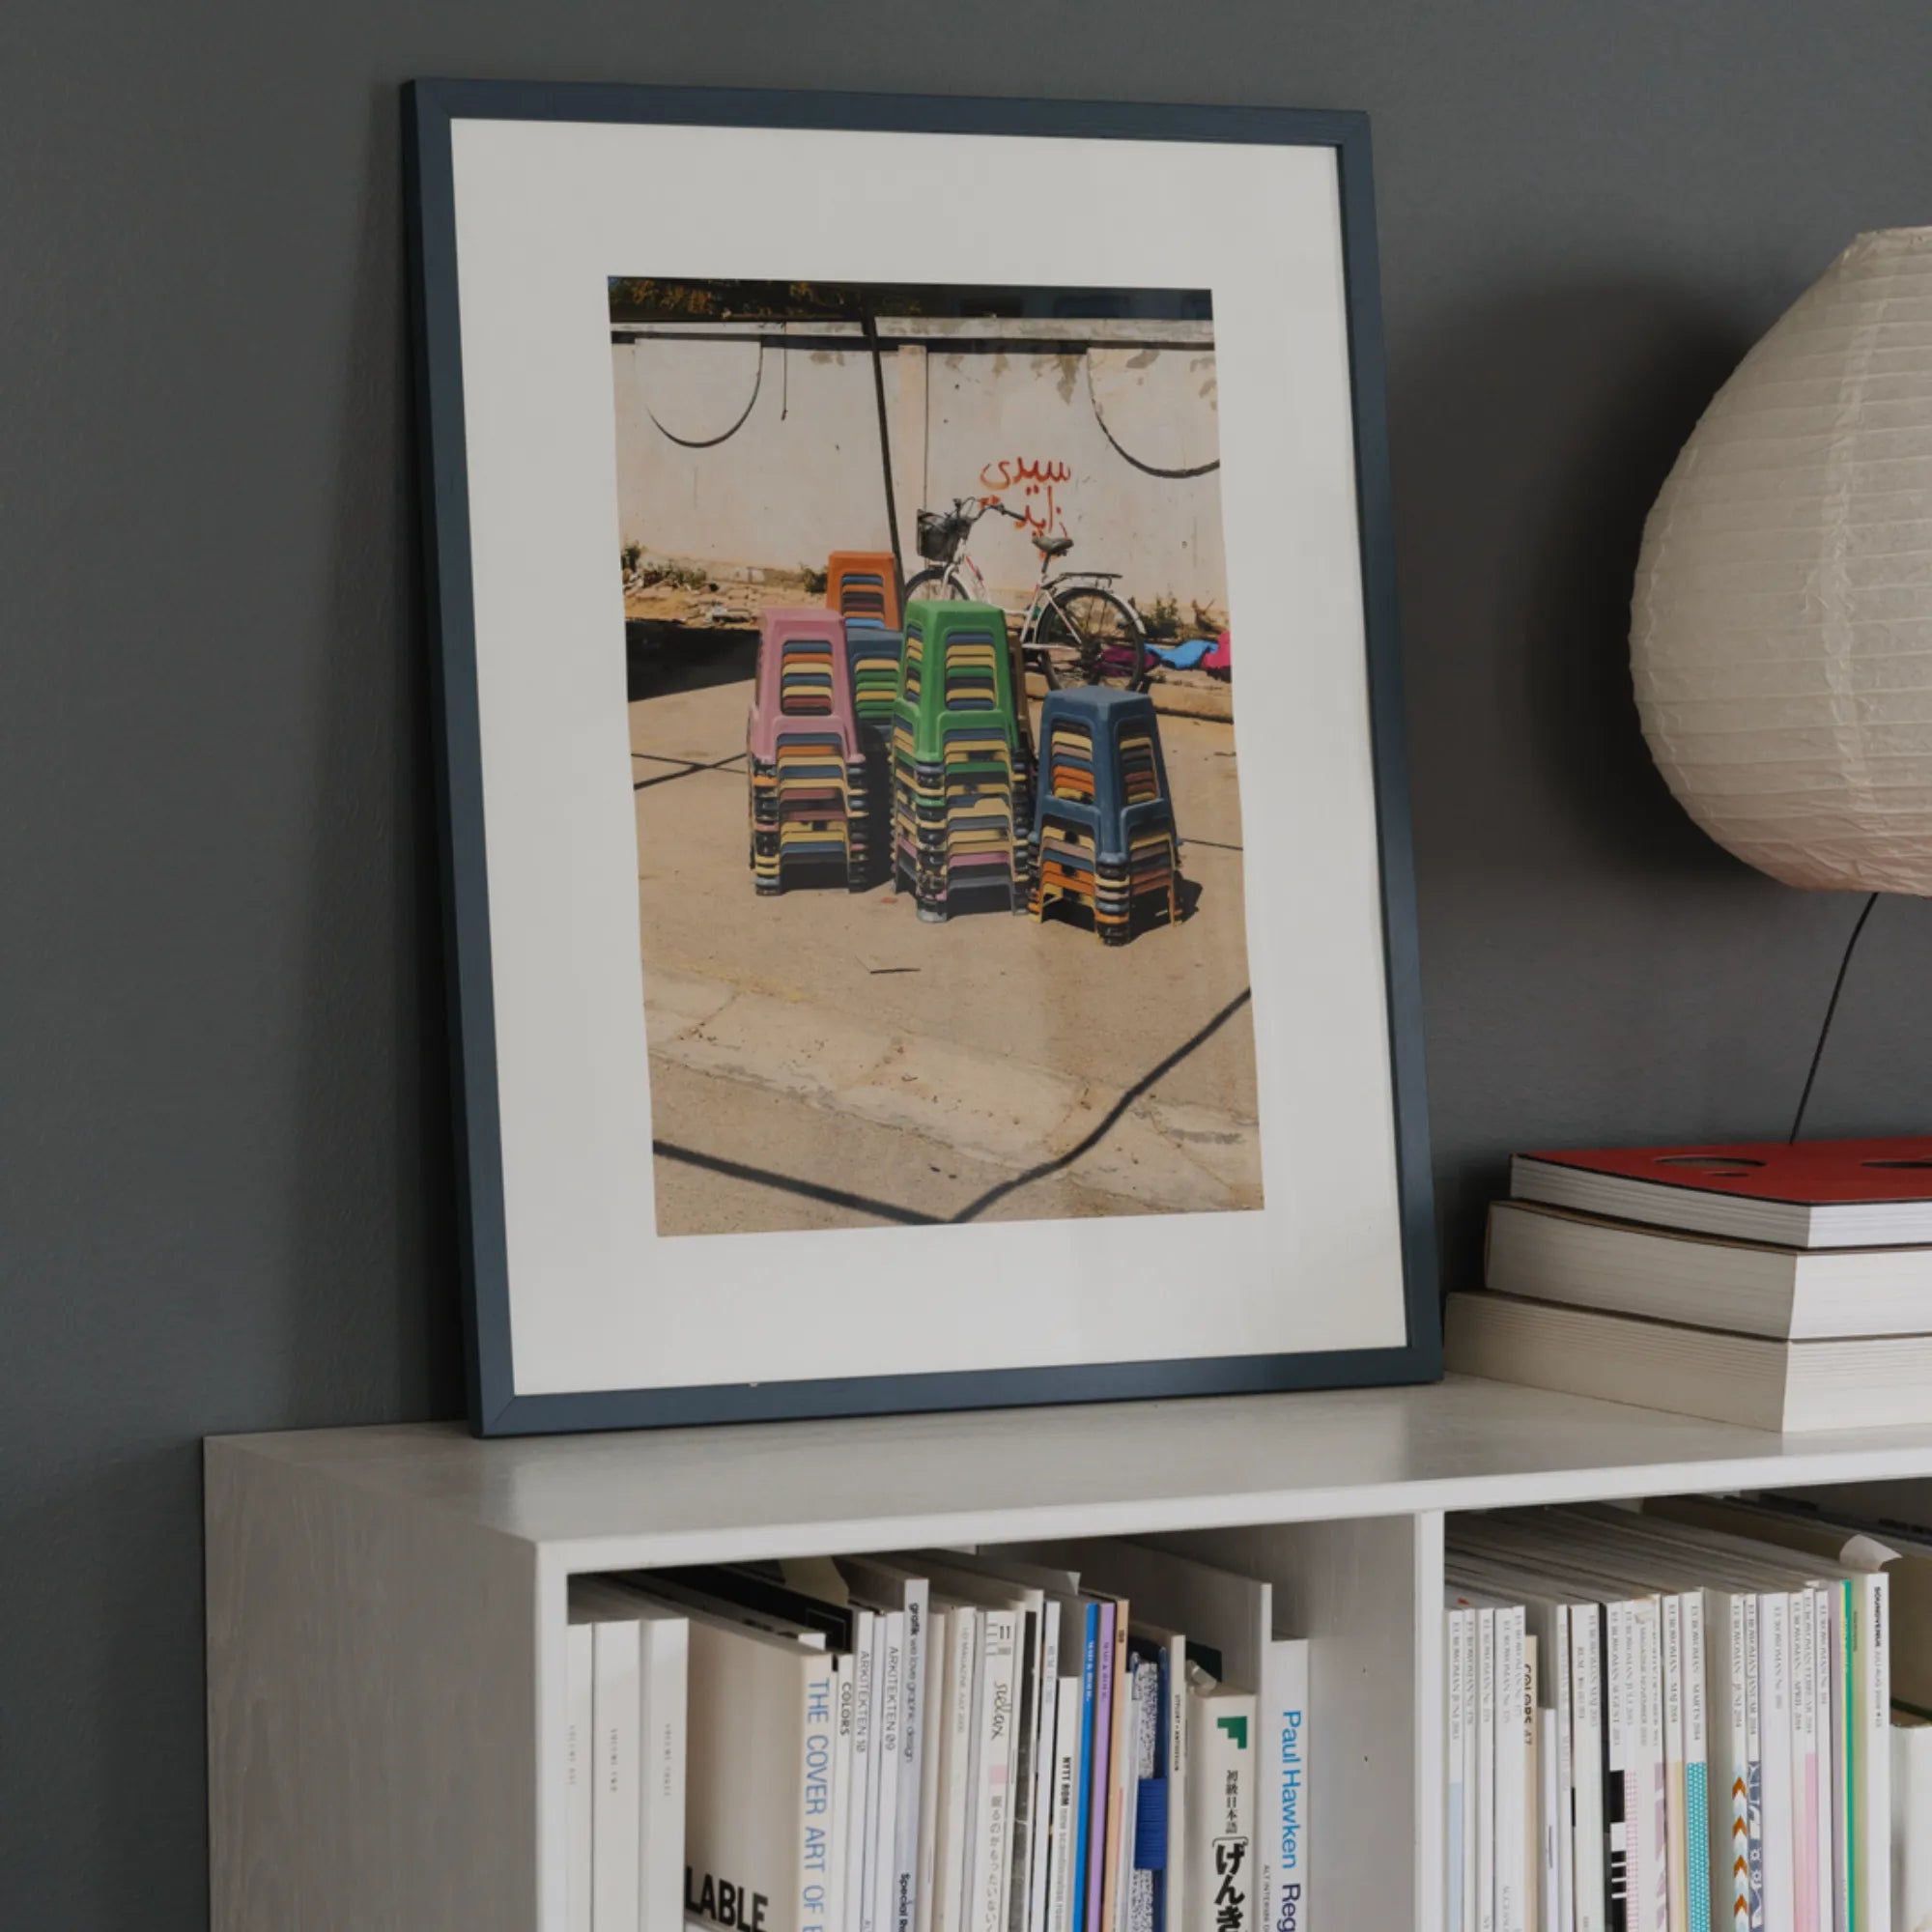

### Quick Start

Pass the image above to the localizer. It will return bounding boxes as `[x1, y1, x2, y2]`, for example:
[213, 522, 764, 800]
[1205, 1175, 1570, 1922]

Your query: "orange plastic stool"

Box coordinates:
[826, 551, 899, 629]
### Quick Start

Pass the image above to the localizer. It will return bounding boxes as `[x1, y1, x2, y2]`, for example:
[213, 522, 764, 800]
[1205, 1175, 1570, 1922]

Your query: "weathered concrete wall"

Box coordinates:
[610, 318, 1226, 611]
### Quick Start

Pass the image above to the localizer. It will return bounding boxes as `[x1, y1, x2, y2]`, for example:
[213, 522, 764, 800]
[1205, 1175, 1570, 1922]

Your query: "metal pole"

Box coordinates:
[860, 313, 908, 619]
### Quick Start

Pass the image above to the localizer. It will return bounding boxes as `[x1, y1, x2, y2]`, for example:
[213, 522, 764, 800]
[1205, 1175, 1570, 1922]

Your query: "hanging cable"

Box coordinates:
[1788, 891, 1881, 1142]
[646, 342, 763, 449]
[1084, 354, 1221, 480]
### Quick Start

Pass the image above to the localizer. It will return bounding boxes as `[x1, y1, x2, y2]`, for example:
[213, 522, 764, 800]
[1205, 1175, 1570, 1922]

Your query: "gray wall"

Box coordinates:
[4, 2, 1928, 1923]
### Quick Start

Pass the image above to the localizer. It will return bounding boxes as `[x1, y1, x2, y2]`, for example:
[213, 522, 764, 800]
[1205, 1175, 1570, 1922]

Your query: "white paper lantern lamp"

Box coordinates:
[1632, 227, 1932, 894]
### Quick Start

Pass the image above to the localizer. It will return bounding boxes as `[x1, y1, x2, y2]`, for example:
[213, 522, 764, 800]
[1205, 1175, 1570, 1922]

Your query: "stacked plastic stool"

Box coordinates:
[891, 599, 1035, 921]
[826, 551, 900, 629]
[1029, 688, 1182, 945]
[827, 553, 905, 884]
[843, 620, 903, 885]
[746, 607, 868, 895]
[845, 621, 904, 732]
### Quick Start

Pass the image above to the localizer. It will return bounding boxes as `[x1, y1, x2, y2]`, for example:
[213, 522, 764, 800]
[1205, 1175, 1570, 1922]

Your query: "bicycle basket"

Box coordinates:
[916, 509, 966, 565]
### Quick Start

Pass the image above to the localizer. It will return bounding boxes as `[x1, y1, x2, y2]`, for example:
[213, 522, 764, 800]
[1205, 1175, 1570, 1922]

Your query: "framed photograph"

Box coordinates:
[406, 79, 1439, 1435]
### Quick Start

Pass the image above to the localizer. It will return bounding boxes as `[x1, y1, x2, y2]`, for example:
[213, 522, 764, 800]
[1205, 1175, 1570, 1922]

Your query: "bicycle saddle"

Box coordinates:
[1032, 532, 1073, 557]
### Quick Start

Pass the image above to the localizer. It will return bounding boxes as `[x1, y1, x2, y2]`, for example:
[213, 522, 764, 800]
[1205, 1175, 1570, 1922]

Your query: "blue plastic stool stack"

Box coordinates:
[1028, 688, 1182, 945]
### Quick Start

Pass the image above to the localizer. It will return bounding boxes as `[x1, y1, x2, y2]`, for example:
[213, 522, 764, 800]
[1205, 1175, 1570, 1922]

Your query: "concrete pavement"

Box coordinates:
[631, 637, 1263, 1234]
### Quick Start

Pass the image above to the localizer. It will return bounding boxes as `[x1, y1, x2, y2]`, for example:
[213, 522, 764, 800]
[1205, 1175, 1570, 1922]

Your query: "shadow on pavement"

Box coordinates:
[650, 984, 1254, 1229]
[626, 620, 759, 701]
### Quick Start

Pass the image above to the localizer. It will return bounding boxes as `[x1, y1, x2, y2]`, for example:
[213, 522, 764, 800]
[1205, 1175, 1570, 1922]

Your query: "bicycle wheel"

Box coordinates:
[902, 566, 971, 605]
[1036, 586, 1147, 691]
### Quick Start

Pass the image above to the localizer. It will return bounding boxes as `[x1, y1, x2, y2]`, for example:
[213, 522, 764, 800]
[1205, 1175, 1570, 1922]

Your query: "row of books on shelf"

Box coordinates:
[1442, 1492, 1932, 1932]
[1446, 1135, 1932, 1431]
[565, 1540, 1313, 1932]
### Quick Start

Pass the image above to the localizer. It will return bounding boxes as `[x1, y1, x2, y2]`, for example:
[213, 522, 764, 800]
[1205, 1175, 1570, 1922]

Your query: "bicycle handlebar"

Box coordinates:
[931, 495, 1028, 526]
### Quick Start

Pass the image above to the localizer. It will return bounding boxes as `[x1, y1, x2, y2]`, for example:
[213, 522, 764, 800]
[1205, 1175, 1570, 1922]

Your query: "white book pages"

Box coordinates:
[1451, 1538, 1681, 1932]
[1708, 1591, 1750, 1932]
[1447, 1609, 1467, 1932]
[1539, 1708, 1560, 1932]
[1806, 1592, 1832, 1932]
[566, 1621, 594, 1932]
[917, 1613, 948, 1932]
[897, 1588, 930, 1932]
[642, 1614, 691, 1932]
[1524, 1634, 1539, 1932]
[1760, 1592, 1796, 1932]
[893, 1559, 1043, 1932]
[1614, 1484, 1886, 1930]
[839, 1567, 930, 1932]
[594, 1617, 643, 1932]
[861, 1617, 887, 1932]
[1855, 1574, 1890, 1932]
[1476, 1607, 1492, 1932]
[933, 1606, 980, 1932]
[1744, 1597, 1762, 1932]
[966, 1609, 1020, 1932]
[873, 1615, 906, 1932]
[1046, 1677, 1082, 1932]
[806, 1652, 839, 1932]
[887, 1544, 1091, 1932]
[1009, 1605, 1042, 1932]
[1183, 1686, 1256, 1932]
[1894, 1724, 1932, 1932]
[1552, 1606, 1575, 1932]
[1479, 1606, 1497, 1932]
[832, 1653, 856, 1932]
[1661, 1596, 1687, 1932]
[1262, 1637, 1310, 1932]
[1826, 1587, 1850, 1932]
[1792, 1590, 1818, 1932]
[907, 1591, 931, 1932]
[850, 1614, 879, 1932]
[1571, 1605, 1604, 1932]
[1675, 1592, 1709, 1932]
[1496, 1609, 1527, 1932]
[1605, 1601, 1638, 1932]
[1026, 1604, 1061, 1932]
[1633, 1602, 1665, 1932]
[676, 1607, 827, 1932]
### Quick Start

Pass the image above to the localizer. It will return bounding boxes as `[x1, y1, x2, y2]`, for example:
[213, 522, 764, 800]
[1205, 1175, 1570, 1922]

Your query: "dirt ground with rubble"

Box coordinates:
[623, 567, 1235, 722]
[628, 625, 1263, 1236]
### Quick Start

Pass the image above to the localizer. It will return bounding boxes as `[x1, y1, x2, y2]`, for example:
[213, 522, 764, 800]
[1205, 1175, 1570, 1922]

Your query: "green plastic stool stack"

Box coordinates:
[890, 600, 1035, 921]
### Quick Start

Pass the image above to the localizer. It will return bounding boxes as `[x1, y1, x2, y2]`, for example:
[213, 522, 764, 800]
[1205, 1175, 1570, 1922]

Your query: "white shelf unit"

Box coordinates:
[204, 1373, 1932, 1932]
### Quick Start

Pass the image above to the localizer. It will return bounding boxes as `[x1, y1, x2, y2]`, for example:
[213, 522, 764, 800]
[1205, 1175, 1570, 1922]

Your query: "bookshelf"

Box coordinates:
[203, 1373, 1932, 1932]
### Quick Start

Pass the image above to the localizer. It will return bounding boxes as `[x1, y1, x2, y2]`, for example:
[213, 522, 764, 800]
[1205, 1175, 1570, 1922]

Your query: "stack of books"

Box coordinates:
[563, 1541, 1316, 1932]
[1737, 1486, 1932, 1929]
[1444, 1136, 1932, 1431]
[1441, 1492, 1923, 1932]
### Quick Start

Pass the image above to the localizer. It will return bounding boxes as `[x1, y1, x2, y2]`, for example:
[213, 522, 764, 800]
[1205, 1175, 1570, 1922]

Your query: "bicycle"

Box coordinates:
[904, 497, 1149, 692]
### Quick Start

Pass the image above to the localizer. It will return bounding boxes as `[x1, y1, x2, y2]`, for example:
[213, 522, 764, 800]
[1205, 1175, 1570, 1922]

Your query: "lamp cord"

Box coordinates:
[1788, 891, 1881, 1143]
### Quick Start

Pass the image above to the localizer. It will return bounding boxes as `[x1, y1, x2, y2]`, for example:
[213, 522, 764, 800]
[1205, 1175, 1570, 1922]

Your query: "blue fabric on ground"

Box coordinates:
[1147, 638, 1215, 669]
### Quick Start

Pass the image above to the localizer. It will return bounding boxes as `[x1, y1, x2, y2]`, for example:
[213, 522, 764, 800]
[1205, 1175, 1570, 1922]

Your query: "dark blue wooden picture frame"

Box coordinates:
[404, 78, 1440, 1437]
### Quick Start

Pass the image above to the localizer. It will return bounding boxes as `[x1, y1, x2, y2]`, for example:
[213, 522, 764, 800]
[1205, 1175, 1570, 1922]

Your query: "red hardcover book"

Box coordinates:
[1510, 1135, 1932, 1249]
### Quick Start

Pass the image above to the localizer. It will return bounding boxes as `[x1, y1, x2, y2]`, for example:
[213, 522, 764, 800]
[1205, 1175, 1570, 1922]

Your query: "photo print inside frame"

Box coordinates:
[407, 83, 1438, 1431]
[610, 277, 1261, 1238]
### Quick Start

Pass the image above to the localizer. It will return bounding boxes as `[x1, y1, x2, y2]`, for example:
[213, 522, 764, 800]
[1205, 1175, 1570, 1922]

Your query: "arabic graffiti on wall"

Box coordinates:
[977, 457, 1071, 536]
